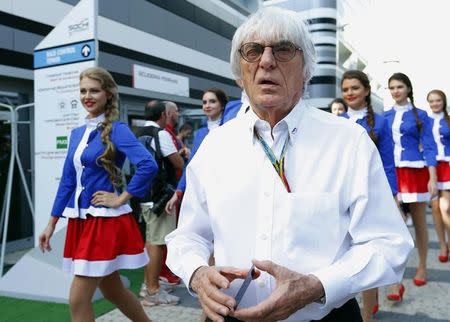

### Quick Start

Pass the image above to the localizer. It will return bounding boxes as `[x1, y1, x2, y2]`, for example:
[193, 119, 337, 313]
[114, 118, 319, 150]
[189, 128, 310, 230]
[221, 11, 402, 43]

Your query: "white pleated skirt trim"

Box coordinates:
[437, 181, 450, 190]
[398, 192, 430, 203]
[63, 250, 149, 277]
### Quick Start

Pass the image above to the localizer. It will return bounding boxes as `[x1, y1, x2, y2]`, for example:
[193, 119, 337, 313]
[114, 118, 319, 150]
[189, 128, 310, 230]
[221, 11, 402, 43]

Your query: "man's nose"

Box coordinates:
[259, 47, 276, 68]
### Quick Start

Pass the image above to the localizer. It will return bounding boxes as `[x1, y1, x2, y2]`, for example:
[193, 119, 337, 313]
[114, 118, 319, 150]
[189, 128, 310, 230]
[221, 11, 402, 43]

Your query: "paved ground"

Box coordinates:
[96, 211, 450, 322]
[4, 210, 449, 322]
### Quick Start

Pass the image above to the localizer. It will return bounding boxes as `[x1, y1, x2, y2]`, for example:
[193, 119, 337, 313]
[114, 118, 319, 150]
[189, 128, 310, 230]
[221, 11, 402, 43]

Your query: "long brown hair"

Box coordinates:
[388, 73, 422, 133]
[341, 70, 377, 145]
[427, 89, 450, 127]
[79, 67, 122, 187]
[204, 88, 229, 109]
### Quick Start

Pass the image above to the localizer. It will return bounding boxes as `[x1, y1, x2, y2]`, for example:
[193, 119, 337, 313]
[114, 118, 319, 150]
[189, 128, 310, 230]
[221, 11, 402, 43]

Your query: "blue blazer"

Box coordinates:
[51, 121, 158, 217]
[384, 108, 437, 167]
[341, 112, 398, 195]
[433, 117, 450, 158]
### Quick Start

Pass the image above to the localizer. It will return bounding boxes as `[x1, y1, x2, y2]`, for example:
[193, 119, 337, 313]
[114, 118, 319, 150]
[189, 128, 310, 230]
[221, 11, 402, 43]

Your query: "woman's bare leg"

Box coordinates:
[362, 288, 378, 322]
[99, 271, 152, 322]
[69, 275, 103, 322]
[439, 191, 450, 252]
[431, 198, 448, 258]
[410, 202, 428, 281]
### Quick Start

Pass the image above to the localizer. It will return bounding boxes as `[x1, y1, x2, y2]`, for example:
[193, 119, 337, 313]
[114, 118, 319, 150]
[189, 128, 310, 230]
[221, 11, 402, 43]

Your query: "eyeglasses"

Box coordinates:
[239, 41, 302, 63]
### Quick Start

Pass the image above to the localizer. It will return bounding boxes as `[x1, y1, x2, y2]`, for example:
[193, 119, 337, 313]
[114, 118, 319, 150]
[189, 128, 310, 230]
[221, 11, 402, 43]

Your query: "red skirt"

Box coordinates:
[63, 213, 149, 277]
[396, 167, 430, 203]
[437, 161, 450, 190]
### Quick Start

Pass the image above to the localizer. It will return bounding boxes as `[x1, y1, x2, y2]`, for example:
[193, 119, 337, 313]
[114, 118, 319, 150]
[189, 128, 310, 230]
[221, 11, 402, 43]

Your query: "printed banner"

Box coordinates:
[133, 64, 190, 97]
[34, 0, 97, 245]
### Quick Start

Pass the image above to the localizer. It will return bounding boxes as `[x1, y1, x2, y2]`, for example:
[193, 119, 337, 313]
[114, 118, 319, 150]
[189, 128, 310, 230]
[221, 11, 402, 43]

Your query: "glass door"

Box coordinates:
[0, 110, 33, 252]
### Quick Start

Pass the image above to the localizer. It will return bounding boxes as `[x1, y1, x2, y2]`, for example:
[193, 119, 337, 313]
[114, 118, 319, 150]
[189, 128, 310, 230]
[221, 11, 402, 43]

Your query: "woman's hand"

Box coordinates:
[428, 178, 438, 199]
[428, 166, 438, 199]
[39, 218, 58, 253]
[179, 146, 191, 160]
[91, 191, 125, 208]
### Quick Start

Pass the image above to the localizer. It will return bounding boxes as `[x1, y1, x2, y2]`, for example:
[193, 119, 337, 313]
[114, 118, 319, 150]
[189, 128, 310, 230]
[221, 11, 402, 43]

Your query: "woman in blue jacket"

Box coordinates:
[341, 70, 397, 321]
[165, 88, 230, 212]
[39, 67, 156, 322]
[384, 73, 438, 299]
[428, 89, 450, 263]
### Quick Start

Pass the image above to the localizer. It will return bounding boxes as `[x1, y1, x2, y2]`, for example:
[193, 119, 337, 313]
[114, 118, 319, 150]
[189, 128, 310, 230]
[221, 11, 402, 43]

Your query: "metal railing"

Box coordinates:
[0, 103, 35, 277]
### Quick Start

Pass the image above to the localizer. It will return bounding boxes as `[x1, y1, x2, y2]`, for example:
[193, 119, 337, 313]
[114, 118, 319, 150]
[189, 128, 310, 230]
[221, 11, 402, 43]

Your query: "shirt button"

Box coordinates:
[258, 280, 265, 288]
[82, 165, 85, 169]
[81, 186, 85, 191]
[264, 191, 271, 197]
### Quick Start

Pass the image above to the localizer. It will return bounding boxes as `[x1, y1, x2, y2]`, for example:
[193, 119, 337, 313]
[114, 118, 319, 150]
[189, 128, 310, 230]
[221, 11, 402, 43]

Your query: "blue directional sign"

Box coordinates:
[34, 39, 96, 69]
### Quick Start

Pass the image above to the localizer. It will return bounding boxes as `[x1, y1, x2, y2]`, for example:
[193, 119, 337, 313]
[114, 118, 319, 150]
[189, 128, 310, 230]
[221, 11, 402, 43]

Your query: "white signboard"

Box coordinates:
[34, 0, 97, 245]
[133, 64, 190, 97]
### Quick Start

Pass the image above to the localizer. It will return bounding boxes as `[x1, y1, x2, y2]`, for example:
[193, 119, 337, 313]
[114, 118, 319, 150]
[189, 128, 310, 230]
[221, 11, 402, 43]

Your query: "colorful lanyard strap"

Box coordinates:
[254, 128, 291, 192]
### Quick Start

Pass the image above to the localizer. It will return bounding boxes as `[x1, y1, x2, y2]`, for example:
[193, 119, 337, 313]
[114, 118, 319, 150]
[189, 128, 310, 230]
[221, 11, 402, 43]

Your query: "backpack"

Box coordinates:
[135, 126, 175, 215]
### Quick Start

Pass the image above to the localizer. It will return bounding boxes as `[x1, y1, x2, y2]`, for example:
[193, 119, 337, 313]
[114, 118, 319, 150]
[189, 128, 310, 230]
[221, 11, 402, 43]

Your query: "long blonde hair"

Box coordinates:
[79, 67, 122, 187]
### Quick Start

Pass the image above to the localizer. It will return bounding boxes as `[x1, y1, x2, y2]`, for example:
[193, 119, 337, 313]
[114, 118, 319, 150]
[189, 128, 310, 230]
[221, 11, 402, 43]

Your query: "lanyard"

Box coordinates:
[254, 129, 291, 192]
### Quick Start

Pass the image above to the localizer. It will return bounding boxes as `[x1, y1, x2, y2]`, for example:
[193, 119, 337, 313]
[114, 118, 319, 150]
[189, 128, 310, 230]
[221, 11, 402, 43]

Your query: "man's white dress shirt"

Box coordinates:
[166, 100, 413, 322]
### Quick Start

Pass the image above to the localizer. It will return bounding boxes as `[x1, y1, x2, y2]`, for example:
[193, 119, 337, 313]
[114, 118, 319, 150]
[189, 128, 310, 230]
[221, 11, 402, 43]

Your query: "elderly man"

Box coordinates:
[166, 7, 413, 322]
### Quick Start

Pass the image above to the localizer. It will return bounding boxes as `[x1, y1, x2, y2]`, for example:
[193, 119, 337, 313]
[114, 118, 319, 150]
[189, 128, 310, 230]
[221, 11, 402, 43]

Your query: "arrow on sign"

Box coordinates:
[81, 45, 91, 57]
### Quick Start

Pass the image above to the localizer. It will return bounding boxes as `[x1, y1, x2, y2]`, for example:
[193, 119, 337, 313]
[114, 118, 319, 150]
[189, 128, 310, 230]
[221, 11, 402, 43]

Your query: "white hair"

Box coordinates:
[230, 7, 316, 84]
[164, 101, 178, 112]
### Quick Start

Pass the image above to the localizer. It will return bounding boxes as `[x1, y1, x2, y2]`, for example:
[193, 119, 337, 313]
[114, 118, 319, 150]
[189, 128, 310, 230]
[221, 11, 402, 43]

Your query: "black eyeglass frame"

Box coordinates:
[238, 41, 302, 63]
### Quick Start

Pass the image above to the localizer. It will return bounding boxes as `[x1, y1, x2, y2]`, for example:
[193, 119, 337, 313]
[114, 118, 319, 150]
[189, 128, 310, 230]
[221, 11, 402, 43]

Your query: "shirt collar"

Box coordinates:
[430, 111, 444, 119]
[245, 99, 306, 145]
[207, 117, 221, 130]
[85, 113, 105, 129]
[347, 107, 367, 121]
[144, 120, 160, 128]
[394, 103, 412, 112]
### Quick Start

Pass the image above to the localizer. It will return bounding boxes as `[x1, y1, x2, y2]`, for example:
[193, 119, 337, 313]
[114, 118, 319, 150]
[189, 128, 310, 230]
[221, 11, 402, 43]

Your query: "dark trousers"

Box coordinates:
[206, 298, 362, 322]
[313, 298, 362, 322]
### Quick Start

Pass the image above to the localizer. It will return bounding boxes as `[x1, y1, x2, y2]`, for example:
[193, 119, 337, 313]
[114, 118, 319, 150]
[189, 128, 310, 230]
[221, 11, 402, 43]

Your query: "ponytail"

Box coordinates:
[409, 92, 423, 133]
[366, 97, 378, 145]
[97, 106, 122, 188]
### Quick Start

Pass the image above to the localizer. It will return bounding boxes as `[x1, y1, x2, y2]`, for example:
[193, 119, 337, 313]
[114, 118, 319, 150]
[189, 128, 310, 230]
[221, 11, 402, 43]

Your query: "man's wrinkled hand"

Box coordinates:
[191, 266, 256, 322]
[232, 259, 324, 322]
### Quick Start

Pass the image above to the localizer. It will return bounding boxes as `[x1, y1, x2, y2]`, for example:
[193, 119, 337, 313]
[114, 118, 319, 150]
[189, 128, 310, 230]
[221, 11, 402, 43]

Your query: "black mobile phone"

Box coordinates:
[233, 264, 255, 308]
[205, 265, 255, 322]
